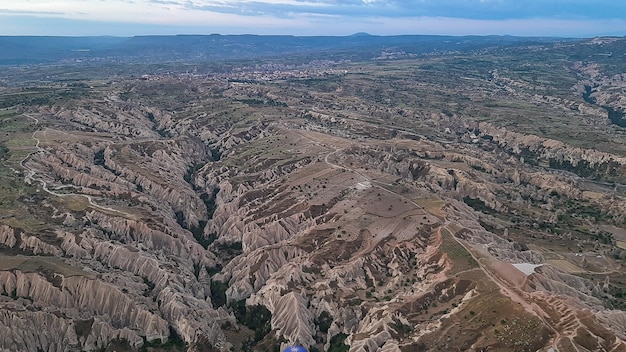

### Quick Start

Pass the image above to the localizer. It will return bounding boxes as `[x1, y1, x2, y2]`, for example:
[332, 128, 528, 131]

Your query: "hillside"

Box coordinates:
[0, 35, 625, 351]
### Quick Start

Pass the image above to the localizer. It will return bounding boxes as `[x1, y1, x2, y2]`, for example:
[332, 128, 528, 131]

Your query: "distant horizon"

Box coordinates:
[2, 1, 626, 38]
[0, 32, 623, 39]
[2, 21, 625, 38]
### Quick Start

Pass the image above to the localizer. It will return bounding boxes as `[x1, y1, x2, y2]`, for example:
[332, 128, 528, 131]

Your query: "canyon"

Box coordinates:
[0, 35, 625, 351]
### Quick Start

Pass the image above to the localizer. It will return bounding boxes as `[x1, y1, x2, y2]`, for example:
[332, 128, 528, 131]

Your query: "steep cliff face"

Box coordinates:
[0, 225, 61, 256]
[477, 122, 626, 168]
[574, 61, 626, 127]
[271, 293, 316, 347]
[0, 268, 170, 350]
[43, 105, 160, 139]
[0, 309, 77, 352]
[0, 219, 233, 350]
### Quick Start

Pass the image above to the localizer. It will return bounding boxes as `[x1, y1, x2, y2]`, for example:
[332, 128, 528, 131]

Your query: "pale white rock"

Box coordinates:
[0, 225, 17, 248]
[19, 233, 63, 256]
[219, 245, 307, 302]
[272, 292, 316, 348]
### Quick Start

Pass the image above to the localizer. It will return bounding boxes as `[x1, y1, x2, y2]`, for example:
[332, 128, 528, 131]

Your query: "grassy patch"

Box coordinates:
[439, 228, 478, 274]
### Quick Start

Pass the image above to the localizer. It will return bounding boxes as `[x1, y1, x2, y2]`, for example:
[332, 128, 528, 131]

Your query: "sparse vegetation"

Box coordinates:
[0, 35, 624, 352]
[328, 333, 349, 352]
[232, 301, 272, 343]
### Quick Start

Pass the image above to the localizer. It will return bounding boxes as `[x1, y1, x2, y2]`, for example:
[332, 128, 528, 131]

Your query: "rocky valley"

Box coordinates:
[0, 35, 625, 351]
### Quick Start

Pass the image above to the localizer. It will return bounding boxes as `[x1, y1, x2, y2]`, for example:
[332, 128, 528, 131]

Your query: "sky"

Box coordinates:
[1, 0, 626, 37]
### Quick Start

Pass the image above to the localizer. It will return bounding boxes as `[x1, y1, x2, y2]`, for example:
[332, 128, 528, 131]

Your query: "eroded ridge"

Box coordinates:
[0, 37, 625, 351]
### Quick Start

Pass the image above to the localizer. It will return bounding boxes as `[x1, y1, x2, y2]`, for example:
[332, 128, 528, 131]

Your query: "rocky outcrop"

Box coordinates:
[42, 105, 160, 139]
[597, 310, 626, 340]
[0, 309, 77, 352]
[271, 293, 315, 348]
[0, 225, 62, 256]
[156, 287, 232, 349]
[477, 122, 626, 171]
[0, 270, 169, 348]
[86, 211, 215, 266]
[217, 245, 307, 302]
[0, 225, 18, 248]
[530, 266, 603, 307]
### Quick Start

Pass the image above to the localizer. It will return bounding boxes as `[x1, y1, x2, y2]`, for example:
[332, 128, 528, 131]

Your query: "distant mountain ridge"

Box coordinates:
[0, 34, 569, 66]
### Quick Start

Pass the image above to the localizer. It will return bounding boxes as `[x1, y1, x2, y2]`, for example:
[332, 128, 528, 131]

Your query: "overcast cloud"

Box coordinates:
[0, 0, 625, 36]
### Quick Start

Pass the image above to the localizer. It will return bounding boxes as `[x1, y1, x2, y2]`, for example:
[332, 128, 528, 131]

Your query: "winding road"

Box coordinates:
[19, 113, 131, 217]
